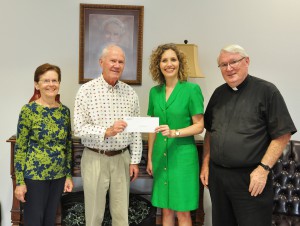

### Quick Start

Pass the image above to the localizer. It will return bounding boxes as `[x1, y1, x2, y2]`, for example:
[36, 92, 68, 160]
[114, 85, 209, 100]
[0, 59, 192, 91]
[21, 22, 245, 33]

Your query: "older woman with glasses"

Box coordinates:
[14, 63, 73, 226]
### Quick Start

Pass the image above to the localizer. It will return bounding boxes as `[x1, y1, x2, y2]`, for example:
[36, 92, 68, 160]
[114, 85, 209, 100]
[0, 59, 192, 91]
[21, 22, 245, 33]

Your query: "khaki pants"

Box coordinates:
[81, 148, 131, 226]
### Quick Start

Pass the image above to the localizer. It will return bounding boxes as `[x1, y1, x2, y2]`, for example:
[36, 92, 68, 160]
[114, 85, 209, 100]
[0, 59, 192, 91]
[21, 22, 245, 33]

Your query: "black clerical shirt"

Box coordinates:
[204, 75, 297, 168]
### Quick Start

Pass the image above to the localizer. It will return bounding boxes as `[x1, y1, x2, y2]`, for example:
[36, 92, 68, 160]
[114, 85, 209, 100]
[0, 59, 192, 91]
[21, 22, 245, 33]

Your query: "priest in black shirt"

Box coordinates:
[200, 44, 297, 226]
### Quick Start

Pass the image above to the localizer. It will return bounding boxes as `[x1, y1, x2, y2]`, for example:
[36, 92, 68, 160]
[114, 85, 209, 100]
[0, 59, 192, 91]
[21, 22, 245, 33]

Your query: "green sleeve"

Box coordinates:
[147, 88, 154, 116]
[66, 108, 72, 179]
[14, 105, 32, 185]
[189, 84, 204, 116]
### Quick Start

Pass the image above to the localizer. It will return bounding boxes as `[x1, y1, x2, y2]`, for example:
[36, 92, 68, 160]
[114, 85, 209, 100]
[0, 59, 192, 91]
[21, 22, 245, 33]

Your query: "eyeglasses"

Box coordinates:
[218, 57, 246, 69]
[39, 79, 60, 85]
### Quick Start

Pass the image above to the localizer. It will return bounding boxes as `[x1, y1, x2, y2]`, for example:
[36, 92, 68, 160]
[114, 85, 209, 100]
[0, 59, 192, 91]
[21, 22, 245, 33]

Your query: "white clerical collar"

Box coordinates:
[232, 87, 238, 91]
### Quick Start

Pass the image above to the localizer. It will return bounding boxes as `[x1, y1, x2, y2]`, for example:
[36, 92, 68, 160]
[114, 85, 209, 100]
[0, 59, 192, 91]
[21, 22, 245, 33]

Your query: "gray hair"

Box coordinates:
[217, 44, 249, 62]
[100, 44, 126, 60]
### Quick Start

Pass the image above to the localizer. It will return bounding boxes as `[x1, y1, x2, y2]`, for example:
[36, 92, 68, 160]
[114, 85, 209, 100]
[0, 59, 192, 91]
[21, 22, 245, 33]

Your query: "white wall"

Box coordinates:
[1, 0, 300, 225]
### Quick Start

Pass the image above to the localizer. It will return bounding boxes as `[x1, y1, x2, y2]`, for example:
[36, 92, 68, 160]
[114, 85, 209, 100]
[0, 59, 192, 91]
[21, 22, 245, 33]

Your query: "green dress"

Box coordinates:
[147, 81, 204, 211]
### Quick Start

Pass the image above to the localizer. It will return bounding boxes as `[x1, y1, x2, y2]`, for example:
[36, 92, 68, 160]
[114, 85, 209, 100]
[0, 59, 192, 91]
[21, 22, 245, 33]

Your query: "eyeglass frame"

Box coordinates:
[38, 79, 60, 85]
[218, 57, 246, 69]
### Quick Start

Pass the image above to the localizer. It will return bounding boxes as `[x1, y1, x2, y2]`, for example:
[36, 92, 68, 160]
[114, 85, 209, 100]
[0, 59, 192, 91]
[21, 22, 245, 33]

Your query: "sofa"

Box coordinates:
[272, 140, 300, 226]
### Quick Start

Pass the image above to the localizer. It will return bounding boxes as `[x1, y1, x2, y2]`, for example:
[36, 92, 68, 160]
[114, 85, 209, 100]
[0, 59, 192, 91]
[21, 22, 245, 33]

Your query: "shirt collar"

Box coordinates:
[100, 74, 120, 91]
[228, 74, 249, 92]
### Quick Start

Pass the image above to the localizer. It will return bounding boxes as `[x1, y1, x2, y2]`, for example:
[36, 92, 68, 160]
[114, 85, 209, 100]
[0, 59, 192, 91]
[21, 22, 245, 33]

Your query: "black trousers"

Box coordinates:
[23, 177, 65, 226]
[209, 162, 273, 226]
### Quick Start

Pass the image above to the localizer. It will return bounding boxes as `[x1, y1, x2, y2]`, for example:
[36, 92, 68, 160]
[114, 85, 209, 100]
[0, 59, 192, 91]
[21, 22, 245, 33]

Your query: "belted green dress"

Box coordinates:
[147, 81, 204, 211]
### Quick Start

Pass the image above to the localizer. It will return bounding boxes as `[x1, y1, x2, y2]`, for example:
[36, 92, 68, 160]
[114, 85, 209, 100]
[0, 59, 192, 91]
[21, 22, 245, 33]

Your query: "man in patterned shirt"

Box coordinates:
[74, 44, 143, 226]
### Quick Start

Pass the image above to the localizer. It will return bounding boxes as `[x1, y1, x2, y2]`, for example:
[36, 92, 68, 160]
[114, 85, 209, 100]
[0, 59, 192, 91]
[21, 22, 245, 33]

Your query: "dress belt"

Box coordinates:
[86, 147, 128, 156]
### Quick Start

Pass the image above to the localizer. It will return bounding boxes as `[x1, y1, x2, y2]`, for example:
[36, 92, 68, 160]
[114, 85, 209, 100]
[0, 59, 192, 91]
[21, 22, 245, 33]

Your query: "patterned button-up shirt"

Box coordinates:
[74, 75, 142, 164]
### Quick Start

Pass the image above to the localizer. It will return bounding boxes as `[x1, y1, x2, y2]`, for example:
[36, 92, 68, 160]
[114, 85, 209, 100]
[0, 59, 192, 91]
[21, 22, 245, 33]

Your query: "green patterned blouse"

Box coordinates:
[14, 102, 72, 186]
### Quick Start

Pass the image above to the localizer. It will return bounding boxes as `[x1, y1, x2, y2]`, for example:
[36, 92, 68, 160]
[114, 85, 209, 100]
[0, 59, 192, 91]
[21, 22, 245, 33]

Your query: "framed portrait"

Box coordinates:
[79, 4, 144, 85]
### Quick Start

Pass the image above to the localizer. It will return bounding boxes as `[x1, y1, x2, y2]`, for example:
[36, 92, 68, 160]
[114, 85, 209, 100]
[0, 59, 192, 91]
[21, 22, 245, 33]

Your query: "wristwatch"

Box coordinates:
[175, 130, 180, 137]
[259, 162, 271, 171]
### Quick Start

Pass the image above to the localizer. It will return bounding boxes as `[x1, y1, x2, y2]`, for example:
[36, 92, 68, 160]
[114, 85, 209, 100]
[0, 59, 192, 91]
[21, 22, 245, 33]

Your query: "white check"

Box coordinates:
[124, 117, 159, 133]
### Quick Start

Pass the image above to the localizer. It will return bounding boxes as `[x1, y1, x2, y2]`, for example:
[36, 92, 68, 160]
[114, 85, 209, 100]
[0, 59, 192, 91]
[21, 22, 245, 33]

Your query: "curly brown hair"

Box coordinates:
[149, 43, 189, 84]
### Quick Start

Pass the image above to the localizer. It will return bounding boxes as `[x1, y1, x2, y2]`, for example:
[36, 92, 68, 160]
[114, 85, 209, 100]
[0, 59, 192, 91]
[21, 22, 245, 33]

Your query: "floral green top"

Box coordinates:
[14, 102, 72, 186]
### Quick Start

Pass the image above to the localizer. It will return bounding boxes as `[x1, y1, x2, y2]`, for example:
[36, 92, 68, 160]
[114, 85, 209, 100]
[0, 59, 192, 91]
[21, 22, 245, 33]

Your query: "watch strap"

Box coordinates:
[259, 162, 271, 171]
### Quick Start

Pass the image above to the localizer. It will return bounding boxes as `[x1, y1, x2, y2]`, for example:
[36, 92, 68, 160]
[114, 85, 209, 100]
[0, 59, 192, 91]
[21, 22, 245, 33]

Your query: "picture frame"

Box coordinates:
[79, 4, 144, 85]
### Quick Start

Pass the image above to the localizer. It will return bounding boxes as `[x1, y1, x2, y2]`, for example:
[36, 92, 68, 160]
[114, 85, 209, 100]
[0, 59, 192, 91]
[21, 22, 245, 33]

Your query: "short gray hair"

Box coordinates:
[100, 44, 126, 60]
[218, 44, 249, 62]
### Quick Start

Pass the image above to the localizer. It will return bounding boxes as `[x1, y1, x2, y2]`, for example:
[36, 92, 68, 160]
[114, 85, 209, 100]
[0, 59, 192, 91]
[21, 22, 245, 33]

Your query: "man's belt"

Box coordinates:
[86, 147, 128, 157]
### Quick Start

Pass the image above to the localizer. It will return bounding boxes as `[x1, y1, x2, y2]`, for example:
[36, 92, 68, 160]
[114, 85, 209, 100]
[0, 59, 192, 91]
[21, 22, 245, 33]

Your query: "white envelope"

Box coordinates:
[124, 117, 159, 133]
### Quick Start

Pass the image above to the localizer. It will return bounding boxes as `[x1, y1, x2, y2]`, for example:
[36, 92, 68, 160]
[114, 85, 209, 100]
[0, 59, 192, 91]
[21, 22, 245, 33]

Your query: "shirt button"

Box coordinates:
[164, 182, 167, 185]
[164, 167, 167, 170]
[164, 138, 167, 142]
[164, 153, 167, 156]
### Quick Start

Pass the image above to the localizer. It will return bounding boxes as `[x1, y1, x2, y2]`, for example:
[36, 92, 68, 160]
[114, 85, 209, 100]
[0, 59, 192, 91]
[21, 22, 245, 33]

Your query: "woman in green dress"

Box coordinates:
[147, 43, 204, 226]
